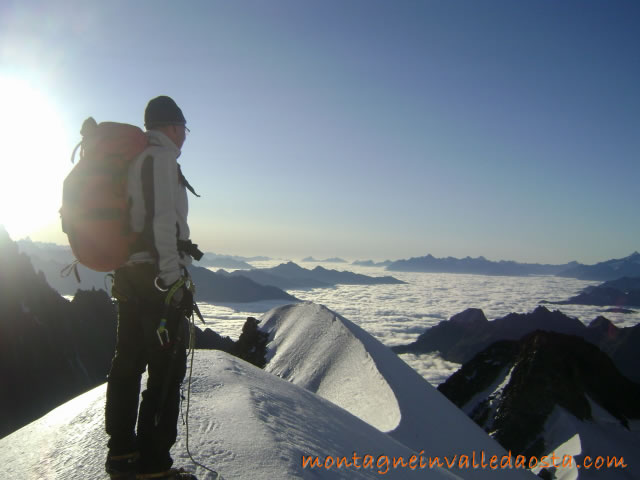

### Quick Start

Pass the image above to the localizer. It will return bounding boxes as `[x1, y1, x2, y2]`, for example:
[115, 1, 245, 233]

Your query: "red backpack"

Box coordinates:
[60, 117, 148, 272]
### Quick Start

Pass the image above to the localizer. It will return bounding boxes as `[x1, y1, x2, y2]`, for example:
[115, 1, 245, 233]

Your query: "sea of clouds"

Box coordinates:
[197, 260, 640, 385]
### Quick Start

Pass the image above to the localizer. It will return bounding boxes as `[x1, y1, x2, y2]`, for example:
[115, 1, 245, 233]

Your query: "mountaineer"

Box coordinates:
[104, 96, 201, 480]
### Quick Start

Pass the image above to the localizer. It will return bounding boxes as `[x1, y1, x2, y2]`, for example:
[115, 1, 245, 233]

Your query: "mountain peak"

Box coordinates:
[531, 305, 551, 315]
[449, 308, 488, 326]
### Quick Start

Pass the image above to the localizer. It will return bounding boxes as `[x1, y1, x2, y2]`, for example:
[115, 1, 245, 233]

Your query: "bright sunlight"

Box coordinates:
[0, 74, 71, 241]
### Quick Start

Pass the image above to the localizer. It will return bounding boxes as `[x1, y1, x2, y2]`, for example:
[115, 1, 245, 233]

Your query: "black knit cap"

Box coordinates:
[144, 95, 187, 129]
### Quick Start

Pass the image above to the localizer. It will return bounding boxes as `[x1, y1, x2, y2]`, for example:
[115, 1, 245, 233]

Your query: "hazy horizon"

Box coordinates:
[2, 1, 638, 266]
[7, 228, 639, 267]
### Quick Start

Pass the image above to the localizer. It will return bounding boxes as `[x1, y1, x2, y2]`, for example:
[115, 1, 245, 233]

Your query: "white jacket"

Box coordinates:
[126, 130, 191, 285]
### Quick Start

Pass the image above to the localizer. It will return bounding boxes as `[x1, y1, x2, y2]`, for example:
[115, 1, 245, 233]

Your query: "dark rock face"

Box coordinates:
[584, 317, 640, 385]
[232, 317, 269, 368]
[193, 327, 235, 351]
[193, 317, 269, 369]
[394, 306, 640, 383]
[0, 230, 117, 439]
[438, 331, 640, 458]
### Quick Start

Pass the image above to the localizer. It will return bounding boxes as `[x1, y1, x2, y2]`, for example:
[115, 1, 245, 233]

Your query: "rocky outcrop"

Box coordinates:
[194, 316, 268, 369]
[438, 331, 640, 459]
[0, 229, 117, 438]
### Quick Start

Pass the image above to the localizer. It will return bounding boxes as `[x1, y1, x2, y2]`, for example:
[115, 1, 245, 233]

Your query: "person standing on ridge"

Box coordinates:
[105, 96, 201, 480]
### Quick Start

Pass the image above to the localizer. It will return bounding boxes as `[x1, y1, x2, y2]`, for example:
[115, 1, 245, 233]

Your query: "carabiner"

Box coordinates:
[156, 317, 170, 346]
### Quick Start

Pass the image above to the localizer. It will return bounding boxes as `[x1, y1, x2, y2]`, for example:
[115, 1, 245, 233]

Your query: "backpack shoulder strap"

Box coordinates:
[178, 164, 201, 197]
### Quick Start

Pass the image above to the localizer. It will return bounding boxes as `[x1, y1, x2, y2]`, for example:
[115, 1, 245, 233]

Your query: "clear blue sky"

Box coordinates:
[1, 0, 638, 264]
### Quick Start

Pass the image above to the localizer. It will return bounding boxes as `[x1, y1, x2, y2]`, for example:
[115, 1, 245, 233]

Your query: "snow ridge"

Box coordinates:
[263, 302, 401, 432]
[261, 302, 534, 479]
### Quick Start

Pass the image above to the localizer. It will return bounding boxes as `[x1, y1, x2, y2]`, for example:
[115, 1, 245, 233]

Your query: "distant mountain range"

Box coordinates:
[217, 261, 406, 290]
[194, 252, 271, 269]
[187, 264, 297, 302]
[13, 237, 402, 301]
[387, 254, 573, 276]
[301, 256, 347, 263]
[195, 253, 253, 269]
[16, 234, 640, 283]
[393, 306, 640, 383]
[16, 238, 108, 295]
[542, 277, 640, 308]
[12, 237, 293, 302]
[386, 254, 580, 276]
[384, 252, 640, 280]
[555, 252, 640, 281]
[352, 259, 393, 267]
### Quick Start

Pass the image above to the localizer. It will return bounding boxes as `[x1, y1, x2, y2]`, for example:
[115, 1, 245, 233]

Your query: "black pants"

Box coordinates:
[105, 263, 187, 474]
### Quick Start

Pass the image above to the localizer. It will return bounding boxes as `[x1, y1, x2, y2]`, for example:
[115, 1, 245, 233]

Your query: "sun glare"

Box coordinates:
[0, 75, 71, 241]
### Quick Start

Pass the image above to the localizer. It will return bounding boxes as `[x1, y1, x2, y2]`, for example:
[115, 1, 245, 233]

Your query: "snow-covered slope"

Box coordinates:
[262, 302, 535, 478]
[0, 351, 459, 480]
[533, 400, 639, 480]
